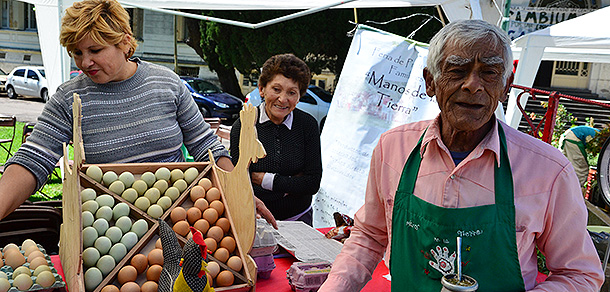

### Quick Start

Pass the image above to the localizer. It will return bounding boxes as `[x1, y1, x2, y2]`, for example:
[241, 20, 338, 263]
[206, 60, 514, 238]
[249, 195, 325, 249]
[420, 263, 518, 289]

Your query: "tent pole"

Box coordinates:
[353, 8, 358, 23]
[435, 5, 446, 25]
[174, 15, 178, 73]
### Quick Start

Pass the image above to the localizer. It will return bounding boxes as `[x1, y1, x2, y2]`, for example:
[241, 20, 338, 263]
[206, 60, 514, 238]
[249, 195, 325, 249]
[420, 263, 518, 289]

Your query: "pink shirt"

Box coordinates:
[319, 116, 603, 292]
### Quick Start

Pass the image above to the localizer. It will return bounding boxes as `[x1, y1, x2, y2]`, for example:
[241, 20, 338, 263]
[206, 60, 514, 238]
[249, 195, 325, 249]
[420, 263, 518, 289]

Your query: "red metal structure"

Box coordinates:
[512, 84, 610, 144]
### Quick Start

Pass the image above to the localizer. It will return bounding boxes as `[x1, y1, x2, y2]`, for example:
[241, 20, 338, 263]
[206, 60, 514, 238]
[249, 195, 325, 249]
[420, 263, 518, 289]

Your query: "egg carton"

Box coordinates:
[0, 245, 66, 291]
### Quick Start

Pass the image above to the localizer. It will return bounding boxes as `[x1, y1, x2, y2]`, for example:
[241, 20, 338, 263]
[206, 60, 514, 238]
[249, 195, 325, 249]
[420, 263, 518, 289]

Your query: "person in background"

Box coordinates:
[560, 125, 599, 186]
[230, 53, 322, 226]
[319, 20, 603, 291]
[0, 0, 237, 220]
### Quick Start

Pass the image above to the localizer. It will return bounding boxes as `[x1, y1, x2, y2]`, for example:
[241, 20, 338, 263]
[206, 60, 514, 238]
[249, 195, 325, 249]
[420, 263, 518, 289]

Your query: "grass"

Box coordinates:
[0, 121, 64, 202]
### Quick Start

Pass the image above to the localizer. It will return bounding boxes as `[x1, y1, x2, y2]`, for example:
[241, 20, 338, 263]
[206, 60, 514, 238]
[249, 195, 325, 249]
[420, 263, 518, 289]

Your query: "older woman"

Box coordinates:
[230, 54, 323, 226]
[0, 0, 233, 219]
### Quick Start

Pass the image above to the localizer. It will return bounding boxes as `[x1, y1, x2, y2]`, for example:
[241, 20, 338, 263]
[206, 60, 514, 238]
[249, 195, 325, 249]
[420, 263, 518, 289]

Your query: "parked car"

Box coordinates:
[0, 68, 7, 95]
[180, 76, 243, 124]
[246, 85, 332, 130]
[6, 66, 49, 102]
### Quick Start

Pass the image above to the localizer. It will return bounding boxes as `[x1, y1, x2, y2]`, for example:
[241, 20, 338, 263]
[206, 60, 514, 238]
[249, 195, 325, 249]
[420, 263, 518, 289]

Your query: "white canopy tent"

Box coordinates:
[506, 6, 610, 128]
[22, 0, 506, 97]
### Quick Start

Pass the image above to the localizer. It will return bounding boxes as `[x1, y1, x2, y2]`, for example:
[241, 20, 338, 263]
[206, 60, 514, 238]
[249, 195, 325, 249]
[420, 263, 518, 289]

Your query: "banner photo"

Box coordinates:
[312, 25, 440, 228]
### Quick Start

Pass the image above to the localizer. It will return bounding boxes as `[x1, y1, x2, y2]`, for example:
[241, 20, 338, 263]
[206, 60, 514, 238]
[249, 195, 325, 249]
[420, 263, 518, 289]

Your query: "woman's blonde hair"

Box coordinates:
[60, 0, 137, 57]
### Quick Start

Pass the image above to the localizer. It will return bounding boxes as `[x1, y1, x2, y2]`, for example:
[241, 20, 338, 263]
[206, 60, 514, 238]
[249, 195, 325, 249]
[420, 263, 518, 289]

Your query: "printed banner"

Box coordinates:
[507, 7, 594, 39]
[312, 25, 440, 228]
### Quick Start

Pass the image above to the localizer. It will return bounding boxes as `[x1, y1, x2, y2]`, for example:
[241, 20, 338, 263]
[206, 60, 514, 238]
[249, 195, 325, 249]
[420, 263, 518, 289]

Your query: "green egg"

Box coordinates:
[141, 172, 156, 187]
[82, 211, 95, 228]
[131, 180, 148, 196]
[147, 204, 163, 219]
[173, 179, 188, 192]
[118, 171, 135, 188]
[0, 271, 6, 279]
[165, 187, 180, 202]
[170, 168, 184, 183]
[96, 255, 115, 276]
[109, 243, 127, 262]
[92, 218, 109, 236]
[105, 226, 123, 244]
[82, 247, 100, 268]
[157, 196, 172, 210]
[13, 273, 33, 291]
[155, 167, 171, 182]
[85, 165, 103, 183]
[115, 216, 133, 234]
[112, 202, 130, 220]
[120, 232, 138, 250]
[83, 226, 99, 248]
[102, 171, 118, 186]
[108, 180, 125, 195]
[33, 265, 51, 276]
[36, 270, 55, 288]
[134, 197, 151, 211]
[121, 188, 138, 203]
[144, 188, 161, 204]
[94, 236, 112, 255]
[153, 180, 168, 194]
[95, 194, 115, 208]
[184, 167, 199, 184]
[95, 206, 113, 221]
[82, 200, 99, 214]
[13, 266, 31, 279]
[131, 219, 149, 238]
[84, 267, 103, 292]
[81, 188, 97, 202]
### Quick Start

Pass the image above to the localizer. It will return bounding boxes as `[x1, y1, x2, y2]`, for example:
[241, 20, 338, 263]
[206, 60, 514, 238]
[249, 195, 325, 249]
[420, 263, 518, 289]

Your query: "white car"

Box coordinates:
[6, 66, 49, 102]
[246, 85, 332, 130]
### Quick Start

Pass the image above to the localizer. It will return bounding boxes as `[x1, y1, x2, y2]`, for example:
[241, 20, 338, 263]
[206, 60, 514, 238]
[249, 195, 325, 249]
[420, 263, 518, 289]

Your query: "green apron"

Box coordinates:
[390, 124, 525, 291]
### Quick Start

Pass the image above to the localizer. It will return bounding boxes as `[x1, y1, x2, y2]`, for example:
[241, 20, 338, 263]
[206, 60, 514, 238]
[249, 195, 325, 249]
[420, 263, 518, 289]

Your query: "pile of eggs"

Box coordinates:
[98, 245, 163, 292]
[169, 177, 242, 287]
[85, 166, 200, 219]
[0, 240, 63, 292]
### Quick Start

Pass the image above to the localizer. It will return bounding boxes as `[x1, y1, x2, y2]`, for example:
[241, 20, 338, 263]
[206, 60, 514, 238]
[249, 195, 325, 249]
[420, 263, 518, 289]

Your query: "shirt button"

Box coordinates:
[450, 175, 455, 179]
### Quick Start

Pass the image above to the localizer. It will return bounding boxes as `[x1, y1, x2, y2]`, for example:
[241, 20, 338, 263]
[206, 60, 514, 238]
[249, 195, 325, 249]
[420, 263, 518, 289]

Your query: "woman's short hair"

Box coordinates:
[60, 0, 138, 57]
[258, 54, 311, 96]
[426, 19, 513, 85]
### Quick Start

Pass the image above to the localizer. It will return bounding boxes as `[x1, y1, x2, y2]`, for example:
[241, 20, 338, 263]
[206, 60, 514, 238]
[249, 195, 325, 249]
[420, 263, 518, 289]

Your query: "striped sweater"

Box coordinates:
[7, 59, 229, 191]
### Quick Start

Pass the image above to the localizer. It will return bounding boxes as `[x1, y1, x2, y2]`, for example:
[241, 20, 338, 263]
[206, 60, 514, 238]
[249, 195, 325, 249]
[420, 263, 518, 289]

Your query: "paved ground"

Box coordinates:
[0, 95, 45, 123]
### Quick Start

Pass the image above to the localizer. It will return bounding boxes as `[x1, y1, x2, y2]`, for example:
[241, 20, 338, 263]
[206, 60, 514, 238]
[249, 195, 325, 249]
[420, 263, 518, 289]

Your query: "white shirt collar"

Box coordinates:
[259, 102, 293, 130]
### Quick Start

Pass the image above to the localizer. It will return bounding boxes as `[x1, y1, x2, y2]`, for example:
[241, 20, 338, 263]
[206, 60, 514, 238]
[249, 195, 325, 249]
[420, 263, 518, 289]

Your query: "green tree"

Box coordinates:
[184, 7, 444, 100]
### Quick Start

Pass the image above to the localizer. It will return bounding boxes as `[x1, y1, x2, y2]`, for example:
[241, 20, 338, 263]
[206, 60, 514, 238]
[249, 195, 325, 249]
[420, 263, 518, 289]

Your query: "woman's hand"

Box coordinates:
[254, 195, 277, 229]
[250, 172, 265, 186]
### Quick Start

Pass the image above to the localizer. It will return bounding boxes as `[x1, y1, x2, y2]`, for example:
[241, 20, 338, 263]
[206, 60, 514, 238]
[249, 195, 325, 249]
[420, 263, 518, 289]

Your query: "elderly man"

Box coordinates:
[319, 20, 603, 291]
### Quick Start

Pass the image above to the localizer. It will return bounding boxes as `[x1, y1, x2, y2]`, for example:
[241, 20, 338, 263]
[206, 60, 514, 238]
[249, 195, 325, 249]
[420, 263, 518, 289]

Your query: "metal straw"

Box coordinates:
[457, 237, 462, 282]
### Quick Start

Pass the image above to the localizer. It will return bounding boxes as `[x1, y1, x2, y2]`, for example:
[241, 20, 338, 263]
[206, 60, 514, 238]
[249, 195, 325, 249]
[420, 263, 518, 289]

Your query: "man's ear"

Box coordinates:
[259, 84, 264, 98]
[500, 72, 514, 103]
[423, 68, 436, 98]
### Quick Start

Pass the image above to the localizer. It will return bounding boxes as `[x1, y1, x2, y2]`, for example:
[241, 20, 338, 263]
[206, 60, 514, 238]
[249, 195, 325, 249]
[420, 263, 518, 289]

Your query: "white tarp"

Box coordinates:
[312, 25, 440, 227]
[19, 0, 505, 96]
[506, 6, 610, 128]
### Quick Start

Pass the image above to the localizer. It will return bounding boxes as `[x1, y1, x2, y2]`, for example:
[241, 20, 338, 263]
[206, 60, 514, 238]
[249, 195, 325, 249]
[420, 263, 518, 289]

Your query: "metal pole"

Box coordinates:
[173, 15, 178, 73]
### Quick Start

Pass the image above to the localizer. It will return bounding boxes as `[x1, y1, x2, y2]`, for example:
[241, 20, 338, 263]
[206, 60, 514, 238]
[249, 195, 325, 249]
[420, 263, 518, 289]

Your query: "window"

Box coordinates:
[1, 0, 9, 28]
[309, 86, 333, 103]
[23, 55, 31, 61]
[177, 66, 198, 77]
[0, 52, 5, 59]
[300, 93, 317, 105]
[24, 3, 36, 30]
[127, 8, 143, 40]
[317, 80, 326, 90]
[27, 70, 38, 80]
[13, 69, 25, 77]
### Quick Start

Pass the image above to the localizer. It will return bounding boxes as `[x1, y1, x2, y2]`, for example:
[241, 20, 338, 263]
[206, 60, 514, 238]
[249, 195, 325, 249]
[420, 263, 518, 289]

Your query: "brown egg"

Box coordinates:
[227, 256, 243, 272]
[198, 178, 213, 190]
[207, 226, 224, 242]
[209, 200, 225, 216]
[4, 249, 26, 269]
[187, 207, 202, 225]
[147, 248, 164, 266]
[29, 256, 48, 270]
[194, 198, 209, 211]
[206, 261, 220, 278]
[141, 281, 158, 292]
[130, 254, 148, 274]
[202, 208, 219, 224]
[215, 217, 230, 234]
[27, 250, 45, 262]
[170, 207, 187, 224]
[219, 236, 236, 254]
[155, 238, 162, 249]
[117, 265, 138, 285]
[3, 243, 19, 254]
[213, 247, 230, 263]
[216, 270, 234, 287]
[206, 187, 221, 202]
[194, 219, 210, 234]
[101, 285, 120, 292]
[204, 238, 217, 253]
[24, 245, 39, 257]
[120, 281, 140, 292]
[146, 264, 163, 282]
[206, 273, 213, 286]
[173, 220, 190, 237]
[190, 186, 206, 202]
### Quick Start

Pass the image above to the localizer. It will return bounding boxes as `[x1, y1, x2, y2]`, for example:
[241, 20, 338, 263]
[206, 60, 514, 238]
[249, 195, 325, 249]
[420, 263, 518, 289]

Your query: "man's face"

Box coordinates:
[424, 40, 512, 133]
